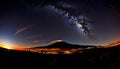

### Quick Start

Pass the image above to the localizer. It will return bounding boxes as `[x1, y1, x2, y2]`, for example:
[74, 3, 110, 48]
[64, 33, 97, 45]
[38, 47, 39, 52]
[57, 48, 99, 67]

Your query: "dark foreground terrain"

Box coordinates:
[0, 45, 120, 69]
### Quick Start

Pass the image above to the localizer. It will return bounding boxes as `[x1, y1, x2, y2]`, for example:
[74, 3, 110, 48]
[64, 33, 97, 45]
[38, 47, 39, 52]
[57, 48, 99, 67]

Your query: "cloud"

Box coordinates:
[33, 40, 40, 43]
[15, 24, 34, 35]
[24, 35, 41, 40]
[50, 40, 63, 44]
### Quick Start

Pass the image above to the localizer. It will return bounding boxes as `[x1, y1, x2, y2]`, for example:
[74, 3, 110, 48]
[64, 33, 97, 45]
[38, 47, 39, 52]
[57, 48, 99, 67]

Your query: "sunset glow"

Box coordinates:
[0, 43, 13, 49]
[0, 43, 26, 50]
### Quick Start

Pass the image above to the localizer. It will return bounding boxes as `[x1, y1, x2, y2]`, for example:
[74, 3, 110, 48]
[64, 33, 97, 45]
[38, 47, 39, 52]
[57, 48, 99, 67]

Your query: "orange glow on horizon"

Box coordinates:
[11, 45, 27, 50]
[0, 43, 26, 50]
[105, 40, 120, 48]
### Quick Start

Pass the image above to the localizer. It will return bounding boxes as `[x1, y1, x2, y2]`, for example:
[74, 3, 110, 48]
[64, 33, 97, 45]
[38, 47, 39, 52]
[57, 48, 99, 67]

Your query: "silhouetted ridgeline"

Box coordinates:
[31, 41, 98, 49]
[0, 45, 120, 69]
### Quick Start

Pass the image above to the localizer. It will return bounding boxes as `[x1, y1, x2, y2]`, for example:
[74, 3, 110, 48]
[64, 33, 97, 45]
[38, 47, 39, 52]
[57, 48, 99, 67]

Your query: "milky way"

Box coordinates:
[0, 0, 120, 47]
[41, 2, 95, 39]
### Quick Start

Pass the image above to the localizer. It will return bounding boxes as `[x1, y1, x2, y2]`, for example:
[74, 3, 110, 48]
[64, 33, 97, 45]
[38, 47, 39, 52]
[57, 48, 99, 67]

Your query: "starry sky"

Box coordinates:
[0, 0, 120, 48]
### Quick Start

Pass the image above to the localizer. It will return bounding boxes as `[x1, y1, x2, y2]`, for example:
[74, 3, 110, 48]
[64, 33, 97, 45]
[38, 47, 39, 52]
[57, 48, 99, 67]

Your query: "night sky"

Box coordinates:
[0, 0, 120, 48]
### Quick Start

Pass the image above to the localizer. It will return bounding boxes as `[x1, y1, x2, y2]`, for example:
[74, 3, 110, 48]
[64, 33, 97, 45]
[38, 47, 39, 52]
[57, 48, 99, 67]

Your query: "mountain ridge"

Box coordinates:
[31, 41, 98, 49]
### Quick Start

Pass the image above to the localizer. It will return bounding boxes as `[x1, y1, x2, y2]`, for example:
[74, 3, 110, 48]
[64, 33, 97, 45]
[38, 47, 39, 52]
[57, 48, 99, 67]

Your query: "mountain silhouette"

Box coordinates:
[32, 41, 97, 49]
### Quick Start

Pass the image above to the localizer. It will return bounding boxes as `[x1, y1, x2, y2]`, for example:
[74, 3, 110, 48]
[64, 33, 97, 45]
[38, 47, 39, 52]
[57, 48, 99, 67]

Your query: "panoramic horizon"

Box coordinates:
[0, 1, 120, 68]
[0, 0, 120, 49]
